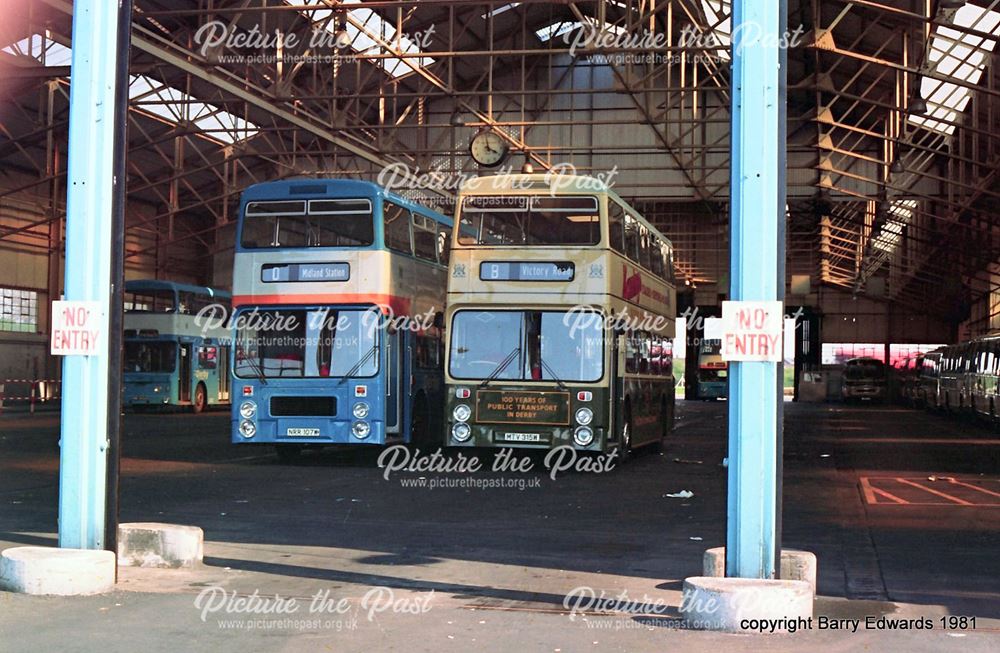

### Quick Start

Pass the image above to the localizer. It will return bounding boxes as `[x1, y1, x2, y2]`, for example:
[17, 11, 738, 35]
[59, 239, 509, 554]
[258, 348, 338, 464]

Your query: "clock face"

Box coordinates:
[469, 131, 510, 168]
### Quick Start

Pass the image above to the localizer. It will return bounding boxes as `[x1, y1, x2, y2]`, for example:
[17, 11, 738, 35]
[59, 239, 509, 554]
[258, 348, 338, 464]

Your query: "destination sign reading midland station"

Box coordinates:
[262, 262, 350, 283]
[480, 261, 575, 282]
[476, 390, 571, 425]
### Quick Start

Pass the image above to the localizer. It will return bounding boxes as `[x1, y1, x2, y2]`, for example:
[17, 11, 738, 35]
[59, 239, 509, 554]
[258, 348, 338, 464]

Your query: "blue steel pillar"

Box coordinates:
[58, 0, 130, 550]
[726, 0, 787, 578]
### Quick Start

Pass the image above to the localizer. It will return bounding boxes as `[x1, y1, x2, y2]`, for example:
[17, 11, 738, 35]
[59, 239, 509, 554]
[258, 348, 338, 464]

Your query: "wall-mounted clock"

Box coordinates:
[469, 130, 510, 168]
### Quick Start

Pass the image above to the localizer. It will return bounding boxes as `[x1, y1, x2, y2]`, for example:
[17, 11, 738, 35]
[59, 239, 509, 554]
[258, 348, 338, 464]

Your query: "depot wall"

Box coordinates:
[0, 172, 204, 384]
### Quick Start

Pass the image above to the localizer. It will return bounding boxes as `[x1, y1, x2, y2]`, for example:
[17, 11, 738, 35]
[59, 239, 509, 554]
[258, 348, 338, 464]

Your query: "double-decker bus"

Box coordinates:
[443, 174, 676, 459]
[694, 338, 728, 400]
[123, 279, 232, 412]
[230, 179, 452, 460]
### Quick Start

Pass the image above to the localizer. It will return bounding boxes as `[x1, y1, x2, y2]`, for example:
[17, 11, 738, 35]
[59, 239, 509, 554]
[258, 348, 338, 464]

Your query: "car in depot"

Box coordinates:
[840, 357, 887, 403]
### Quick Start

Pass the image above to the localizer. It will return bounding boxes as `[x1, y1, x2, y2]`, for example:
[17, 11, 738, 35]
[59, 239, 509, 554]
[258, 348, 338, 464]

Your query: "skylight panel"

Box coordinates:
[295, 0, 435, 79]
[908, 4, 1000, 136]
[3, 33, 72, 66]
[483, 3, 521, 20]
[5, 33, 259, 144]
[536, 21, 579, 42]
[700, 0, 731, 60]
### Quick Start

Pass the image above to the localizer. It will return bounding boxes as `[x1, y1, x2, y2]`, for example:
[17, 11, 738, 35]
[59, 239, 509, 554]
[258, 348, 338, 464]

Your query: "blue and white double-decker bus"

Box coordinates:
[123, 279, 232, 412]
[230, 179, 452, 460]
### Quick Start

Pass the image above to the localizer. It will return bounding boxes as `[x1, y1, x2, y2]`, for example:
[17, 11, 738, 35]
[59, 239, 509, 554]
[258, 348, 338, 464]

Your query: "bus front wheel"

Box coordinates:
[192, 383, 207, 414]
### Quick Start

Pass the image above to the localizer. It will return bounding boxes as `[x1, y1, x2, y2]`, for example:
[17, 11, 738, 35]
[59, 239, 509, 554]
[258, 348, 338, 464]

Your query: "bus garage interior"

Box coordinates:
[0, 0, 998, 649]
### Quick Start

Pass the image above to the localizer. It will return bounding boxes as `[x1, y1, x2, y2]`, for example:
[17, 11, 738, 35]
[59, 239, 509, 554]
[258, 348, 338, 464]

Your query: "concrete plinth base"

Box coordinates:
[681, 576, 813, 633]
[703, 547, 817, 593]
[117, 522, 203, 568]
[0, 546, 116, 595]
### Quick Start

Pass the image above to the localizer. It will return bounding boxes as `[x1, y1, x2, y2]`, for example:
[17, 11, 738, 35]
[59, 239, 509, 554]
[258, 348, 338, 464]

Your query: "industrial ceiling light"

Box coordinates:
[333, 14, 351, 49]
[939, 0, 966, 10]
[908, 96, 928, 115]
[891, 159, 904, 174]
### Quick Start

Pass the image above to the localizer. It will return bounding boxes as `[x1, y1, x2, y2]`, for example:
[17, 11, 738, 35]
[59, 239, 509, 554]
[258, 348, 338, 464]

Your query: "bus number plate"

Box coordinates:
[286, 428, 320, 437]
[502, 432, 541, 442]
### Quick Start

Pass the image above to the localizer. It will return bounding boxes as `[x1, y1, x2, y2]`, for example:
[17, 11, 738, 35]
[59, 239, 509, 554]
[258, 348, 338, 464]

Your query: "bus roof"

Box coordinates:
[458, 173, 612, 195]
[125, 279, 231, 300]
[240, 178, 451, 225]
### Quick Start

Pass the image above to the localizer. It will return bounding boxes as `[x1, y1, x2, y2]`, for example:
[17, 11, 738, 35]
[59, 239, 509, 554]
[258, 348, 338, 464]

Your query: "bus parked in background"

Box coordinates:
[444, 174, 676, 459]
[917, 349, 943, 408]
[966, 337, 1000, 421]
[695, 338, 727, 400]
[939, 341, 975, 412]
[230, 179, 451, 460]
[123, 279, 232, 412]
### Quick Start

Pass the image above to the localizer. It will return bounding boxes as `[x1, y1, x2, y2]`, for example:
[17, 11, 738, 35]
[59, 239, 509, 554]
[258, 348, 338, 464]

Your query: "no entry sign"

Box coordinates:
[721, 300, 783, 362]
[50, 300, 103, 356]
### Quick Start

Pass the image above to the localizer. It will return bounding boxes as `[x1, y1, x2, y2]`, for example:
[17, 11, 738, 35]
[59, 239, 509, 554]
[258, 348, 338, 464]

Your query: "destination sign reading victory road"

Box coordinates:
[480, 261, 574, 282]
[476, 390, 571, 425]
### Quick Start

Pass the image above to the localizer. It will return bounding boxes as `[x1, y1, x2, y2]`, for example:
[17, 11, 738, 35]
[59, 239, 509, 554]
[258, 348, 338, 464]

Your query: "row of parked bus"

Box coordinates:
[126, 175, 679, 461]
[898, 339, 1000, 422]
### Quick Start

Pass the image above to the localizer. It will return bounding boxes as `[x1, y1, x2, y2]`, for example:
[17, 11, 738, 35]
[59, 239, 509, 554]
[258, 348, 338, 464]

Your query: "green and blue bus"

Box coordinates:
[123, 279, 232, 412]
[230, 179, 452, 460]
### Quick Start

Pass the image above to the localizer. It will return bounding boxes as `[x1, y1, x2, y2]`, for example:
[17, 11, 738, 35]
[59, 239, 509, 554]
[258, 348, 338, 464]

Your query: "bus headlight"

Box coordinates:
[452, 423, 472, 442]
[239, 420, 256, 439]
[453, 403, 472, 423]
[352, 421, 371, 439]
[352, 402, 370, 419]
[573, 426, 594, 447]
[239, 401, 257, 419]
[575, 407, 593, 426]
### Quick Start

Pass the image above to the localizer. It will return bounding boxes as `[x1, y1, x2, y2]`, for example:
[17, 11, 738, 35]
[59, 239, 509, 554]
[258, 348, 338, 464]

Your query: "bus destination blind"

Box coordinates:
[479, 261, 574, 282]
[262, 262, 350, 283]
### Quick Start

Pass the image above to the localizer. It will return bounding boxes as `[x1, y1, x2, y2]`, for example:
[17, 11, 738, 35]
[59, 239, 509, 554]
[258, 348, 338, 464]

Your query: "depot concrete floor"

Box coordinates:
[0, 401, 998, 651]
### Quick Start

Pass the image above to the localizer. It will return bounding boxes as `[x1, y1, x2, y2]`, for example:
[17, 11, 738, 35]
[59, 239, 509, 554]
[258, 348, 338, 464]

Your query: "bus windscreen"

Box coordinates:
[234, 308, 379, 378]
[241, 199, 374, 248]
[457, 196, 600, 246]
[449, 310, 604, 382]
[125, 341, 177, 373]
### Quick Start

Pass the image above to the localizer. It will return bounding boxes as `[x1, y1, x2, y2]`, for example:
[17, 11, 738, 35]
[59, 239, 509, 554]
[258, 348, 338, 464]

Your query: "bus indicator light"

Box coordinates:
[456, 388, 471, 399]
[577, 391, 592, 402]
[242, 386, 254, 397]
[355, 385, 368, 397]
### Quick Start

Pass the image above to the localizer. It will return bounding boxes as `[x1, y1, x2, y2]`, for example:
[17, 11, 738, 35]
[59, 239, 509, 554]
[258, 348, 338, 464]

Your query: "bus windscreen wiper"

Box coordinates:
[538, 357, 568, 391]
[239, 351, 268, 386]
[338, 344, 378, 385]
[480, 347, 521, 388]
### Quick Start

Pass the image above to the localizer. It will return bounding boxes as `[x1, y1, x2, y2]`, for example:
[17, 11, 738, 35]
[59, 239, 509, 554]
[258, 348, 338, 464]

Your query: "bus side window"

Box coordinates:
[199, 346, 218, 369]
[413, 214, 438, 262]
[607, 202, 626, 253]
[624, 215, 640, 263]
[437, 226, 451, 265]
[384, 202, 413, 254]
[639, 228, 652, 271]
[625, 332, 639, 374]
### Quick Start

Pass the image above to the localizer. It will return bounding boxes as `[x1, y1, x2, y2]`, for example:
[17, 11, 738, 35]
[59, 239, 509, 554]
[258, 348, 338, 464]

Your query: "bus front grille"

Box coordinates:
[270, 396, 337, 417]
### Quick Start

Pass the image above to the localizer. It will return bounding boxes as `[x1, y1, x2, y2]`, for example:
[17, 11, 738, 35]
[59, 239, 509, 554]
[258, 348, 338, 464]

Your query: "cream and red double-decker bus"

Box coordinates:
[443, 174, 676, 458]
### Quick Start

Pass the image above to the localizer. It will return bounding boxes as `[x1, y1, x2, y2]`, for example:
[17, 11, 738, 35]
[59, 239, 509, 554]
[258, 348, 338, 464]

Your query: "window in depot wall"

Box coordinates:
[821, 343, 886, 365]
[0, 288, 39, 333]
